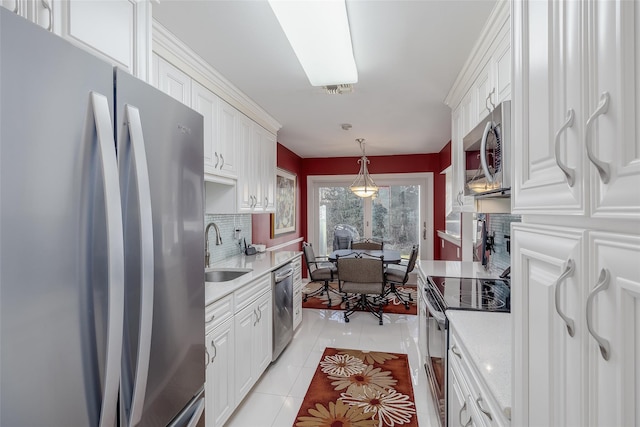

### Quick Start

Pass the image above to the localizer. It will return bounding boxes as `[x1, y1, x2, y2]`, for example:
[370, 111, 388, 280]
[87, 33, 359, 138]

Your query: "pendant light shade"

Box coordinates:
[350, 138, 378, 198]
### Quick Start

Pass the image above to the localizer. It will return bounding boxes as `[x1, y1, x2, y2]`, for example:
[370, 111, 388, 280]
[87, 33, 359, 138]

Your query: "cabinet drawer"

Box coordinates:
[234, 273, 271, 313]
[206, 294, 233, 333]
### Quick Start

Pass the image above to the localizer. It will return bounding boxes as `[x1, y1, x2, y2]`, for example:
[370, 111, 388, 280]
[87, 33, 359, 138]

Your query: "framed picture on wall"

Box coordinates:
[271, 168, 296, 237]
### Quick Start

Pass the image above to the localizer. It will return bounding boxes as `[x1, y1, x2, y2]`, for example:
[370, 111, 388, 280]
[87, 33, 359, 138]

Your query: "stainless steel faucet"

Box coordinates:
[205, 222, 222, 268]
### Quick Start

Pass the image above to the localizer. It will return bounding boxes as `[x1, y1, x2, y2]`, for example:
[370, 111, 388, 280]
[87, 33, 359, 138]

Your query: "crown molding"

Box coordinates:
[152, 20, 282, 135]
[444, 0, 510, 109]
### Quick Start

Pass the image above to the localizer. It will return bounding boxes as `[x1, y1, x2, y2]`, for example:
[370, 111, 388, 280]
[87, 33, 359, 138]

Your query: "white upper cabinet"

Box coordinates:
[513, 0, 640, 219]
[587, 0, 640, 220]
[445, 1, 510, 214]
[191, 80, 218, 174]
[216, 100, 239, 179]
[156, 56, 192, 106]
[2, 0, 152, 81]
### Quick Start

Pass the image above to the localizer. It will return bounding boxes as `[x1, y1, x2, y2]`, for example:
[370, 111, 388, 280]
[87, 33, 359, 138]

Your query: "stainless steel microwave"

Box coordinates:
[463, 100, 511, 198]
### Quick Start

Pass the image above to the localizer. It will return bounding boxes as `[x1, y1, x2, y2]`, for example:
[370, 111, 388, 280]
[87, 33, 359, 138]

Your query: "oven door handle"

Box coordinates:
[423, 287, 446, 324]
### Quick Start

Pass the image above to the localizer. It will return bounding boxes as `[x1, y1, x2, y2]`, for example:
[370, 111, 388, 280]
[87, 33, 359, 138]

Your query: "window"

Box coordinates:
[309, 173, 433, 260]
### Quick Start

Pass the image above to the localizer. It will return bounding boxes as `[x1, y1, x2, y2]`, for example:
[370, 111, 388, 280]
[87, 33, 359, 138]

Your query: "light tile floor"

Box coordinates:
[224, 308, 440, 427]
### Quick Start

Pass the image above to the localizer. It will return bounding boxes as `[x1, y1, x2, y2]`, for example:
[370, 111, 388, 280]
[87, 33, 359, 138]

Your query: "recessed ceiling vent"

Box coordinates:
[322, 84, 354, 95]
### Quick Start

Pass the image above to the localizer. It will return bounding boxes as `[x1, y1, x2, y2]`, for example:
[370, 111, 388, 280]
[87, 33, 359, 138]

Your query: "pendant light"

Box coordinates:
[350, 138, 378, 198]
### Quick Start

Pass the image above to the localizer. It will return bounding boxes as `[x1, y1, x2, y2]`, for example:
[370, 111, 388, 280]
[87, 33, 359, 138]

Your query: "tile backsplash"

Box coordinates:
[487, 213, 521, 273]
[205, 214, 252, 264]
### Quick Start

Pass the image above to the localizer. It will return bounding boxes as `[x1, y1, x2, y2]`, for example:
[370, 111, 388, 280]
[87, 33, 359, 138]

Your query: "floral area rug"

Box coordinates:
[302, 282, 418, 316]
[294, 347, 418, 427]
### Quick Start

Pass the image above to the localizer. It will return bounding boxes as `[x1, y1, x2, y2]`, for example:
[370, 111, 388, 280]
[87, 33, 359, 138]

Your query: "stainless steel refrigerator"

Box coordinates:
[0, 8, 205, 427]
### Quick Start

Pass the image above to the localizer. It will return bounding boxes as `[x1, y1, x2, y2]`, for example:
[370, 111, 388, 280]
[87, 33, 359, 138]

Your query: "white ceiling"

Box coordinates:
[153, 0, 496, 158]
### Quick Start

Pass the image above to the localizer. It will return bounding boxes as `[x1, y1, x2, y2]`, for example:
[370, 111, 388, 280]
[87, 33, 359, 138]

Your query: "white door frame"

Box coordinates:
[307, 172, 434, 260]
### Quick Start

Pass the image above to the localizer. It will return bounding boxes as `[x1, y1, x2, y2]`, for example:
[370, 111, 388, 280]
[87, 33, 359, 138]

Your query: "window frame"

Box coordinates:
[307, 172, 434, 260]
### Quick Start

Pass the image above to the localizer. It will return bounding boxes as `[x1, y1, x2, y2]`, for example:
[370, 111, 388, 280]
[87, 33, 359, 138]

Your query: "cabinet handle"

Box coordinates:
[41, 0, 52, 31]
[253, 309, 259, 326]
[476, 397, 493, 421]
[204, 347, 210, 367]
[459, 401, 467, 427]
[214, 152, 219, 168]
[586, 268, 611, 361]
[451, 344, 462, 359]
[585, 92, 611, 184]
[554, 259, 576, 337]
[265, 196, 268, 207]
[206, 314, 215, 323]
[553, 109, 576, 187]
[12, 1, 18, 13]
[256, 305, 262, 322]
[485, 88, 496, 113]
[220, 154, 225, 169]
[211, 340, 217, 363]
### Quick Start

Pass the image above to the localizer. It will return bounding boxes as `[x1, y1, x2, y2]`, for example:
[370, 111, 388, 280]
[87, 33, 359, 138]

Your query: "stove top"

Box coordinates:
[427, 276, 511, 312]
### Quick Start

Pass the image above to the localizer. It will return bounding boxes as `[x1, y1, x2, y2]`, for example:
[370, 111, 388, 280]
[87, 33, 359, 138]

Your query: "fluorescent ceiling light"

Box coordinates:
[268, 0, 358, 86]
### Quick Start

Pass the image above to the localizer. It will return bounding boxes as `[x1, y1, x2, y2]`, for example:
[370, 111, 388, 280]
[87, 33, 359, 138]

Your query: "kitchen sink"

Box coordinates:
[205, 268, 252, 282]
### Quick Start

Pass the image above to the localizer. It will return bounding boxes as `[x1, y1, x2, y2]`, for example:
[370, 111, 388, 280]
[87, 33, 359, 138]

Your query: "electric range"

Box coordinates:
[421, 275, 511, 427]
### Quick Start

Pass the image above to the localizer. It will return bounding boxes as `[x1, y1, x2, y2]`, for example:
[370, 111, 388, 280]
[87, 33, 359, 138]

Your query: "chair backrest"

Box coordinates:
[333, 224, 359, 250]
[351, 239, 383, 250]
[302, 242, 316, 274]
[406, 244, 419, 274]
[337, 253, 384, 285]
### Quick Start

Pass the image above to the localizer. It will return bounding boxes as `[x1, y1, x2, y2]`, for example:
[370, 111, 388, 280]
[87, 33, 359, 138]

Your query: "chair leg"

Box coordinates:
[383, 282, 412, 309]
[343, 293, 384, 325]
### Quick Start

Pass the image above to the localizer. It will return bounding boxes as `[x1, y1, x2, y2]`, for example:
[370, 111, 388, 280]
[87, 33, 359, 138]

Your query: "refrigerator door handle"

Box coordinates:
[122, 105, 155, 427]
[185, 398, 205, 427]
[90, 92, 125, 427]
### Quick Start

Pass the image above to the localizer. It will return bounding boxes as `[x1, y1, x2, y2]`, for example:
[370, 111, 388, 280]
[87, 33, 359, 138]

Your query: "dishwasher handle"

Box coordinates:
[275, 268, 293, 283]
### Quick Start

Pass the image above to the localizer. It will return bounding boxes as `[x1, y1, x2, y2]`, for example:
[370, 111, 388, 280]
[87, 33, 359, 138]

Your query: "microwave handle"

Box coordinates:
[480, 121, 495, 183]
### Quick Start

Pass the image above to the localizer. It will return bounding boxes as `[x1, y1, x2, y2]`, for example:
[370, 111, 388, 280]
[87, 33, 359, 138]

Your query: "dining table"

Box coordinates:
[328, 249, 402, 264]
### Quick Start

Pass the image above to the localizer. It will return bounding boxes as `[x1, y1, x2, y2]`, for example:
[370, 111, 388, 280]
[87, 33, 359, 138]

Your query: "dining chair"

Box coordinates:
[332, 224, 358, 250]
[302, 242, 341, 307]
[384, 244, 419, 309]
[337, 253, 386, 325]
[351, 238, 383, 250]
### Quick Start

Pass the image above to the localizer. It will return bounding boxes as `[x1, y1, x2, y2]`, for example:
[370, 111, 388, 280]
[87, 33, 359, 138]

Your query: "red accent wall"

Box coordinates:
[252, 141, 452, 260]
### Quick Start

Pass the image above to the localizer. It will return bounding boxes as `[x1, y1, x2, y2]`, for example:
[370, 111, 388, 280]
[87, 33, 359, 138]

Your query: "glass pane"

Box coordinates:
[372, 185, 420, 257]
[318, 186, 364, 256]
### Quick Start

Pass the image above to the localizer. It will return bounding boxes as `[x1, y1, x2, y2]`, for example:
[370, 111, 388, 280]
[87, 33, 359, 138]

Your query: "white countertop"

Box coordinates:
[416, 260, 498, 279]
[446, 310, 511, 420]
[205, 250, 302, 305]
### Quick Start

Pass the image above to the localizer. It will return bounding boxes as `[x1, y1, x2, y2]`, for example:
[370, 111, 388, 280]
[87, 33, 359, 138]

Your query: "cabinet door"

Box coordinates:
[217, 100, 238, 179]
[191, 81, 218, 175]
[206, 320, 235, 427]
[475, 62, 493, 124]
[157, 56, 191, 106]
[493, 29, 511, 104]
[261, 129, 277, 212]
[587, 232, 640, 427]
[250, 124, 264, 210]
[57, 0, 149, 78]
[586, 0, 640, 219]
[234, 304, 255, 402]
[253, 291, 273, 376]
[512, 0, 585, 215]
[236, 114, 255, 212]
[512, 223, 586, 427]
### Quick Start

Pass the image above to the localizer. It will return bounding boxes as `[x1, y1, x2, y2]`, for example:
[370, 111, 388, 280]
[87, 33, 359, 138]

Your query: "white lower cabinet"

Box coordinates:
[234, 277, 272, 405]
[292, 256, 303, 330]
[513, 223, 640, 426]
[448, 327, 508, 427]
[205, 318, 234, 427]
[204, 274, 273, 426]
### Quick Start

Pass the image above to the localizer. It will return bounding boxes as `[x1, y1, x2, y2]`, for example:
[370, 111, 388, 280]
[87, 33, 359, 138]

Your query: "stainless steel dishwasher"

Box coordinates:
[272, 262, 294, 361]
